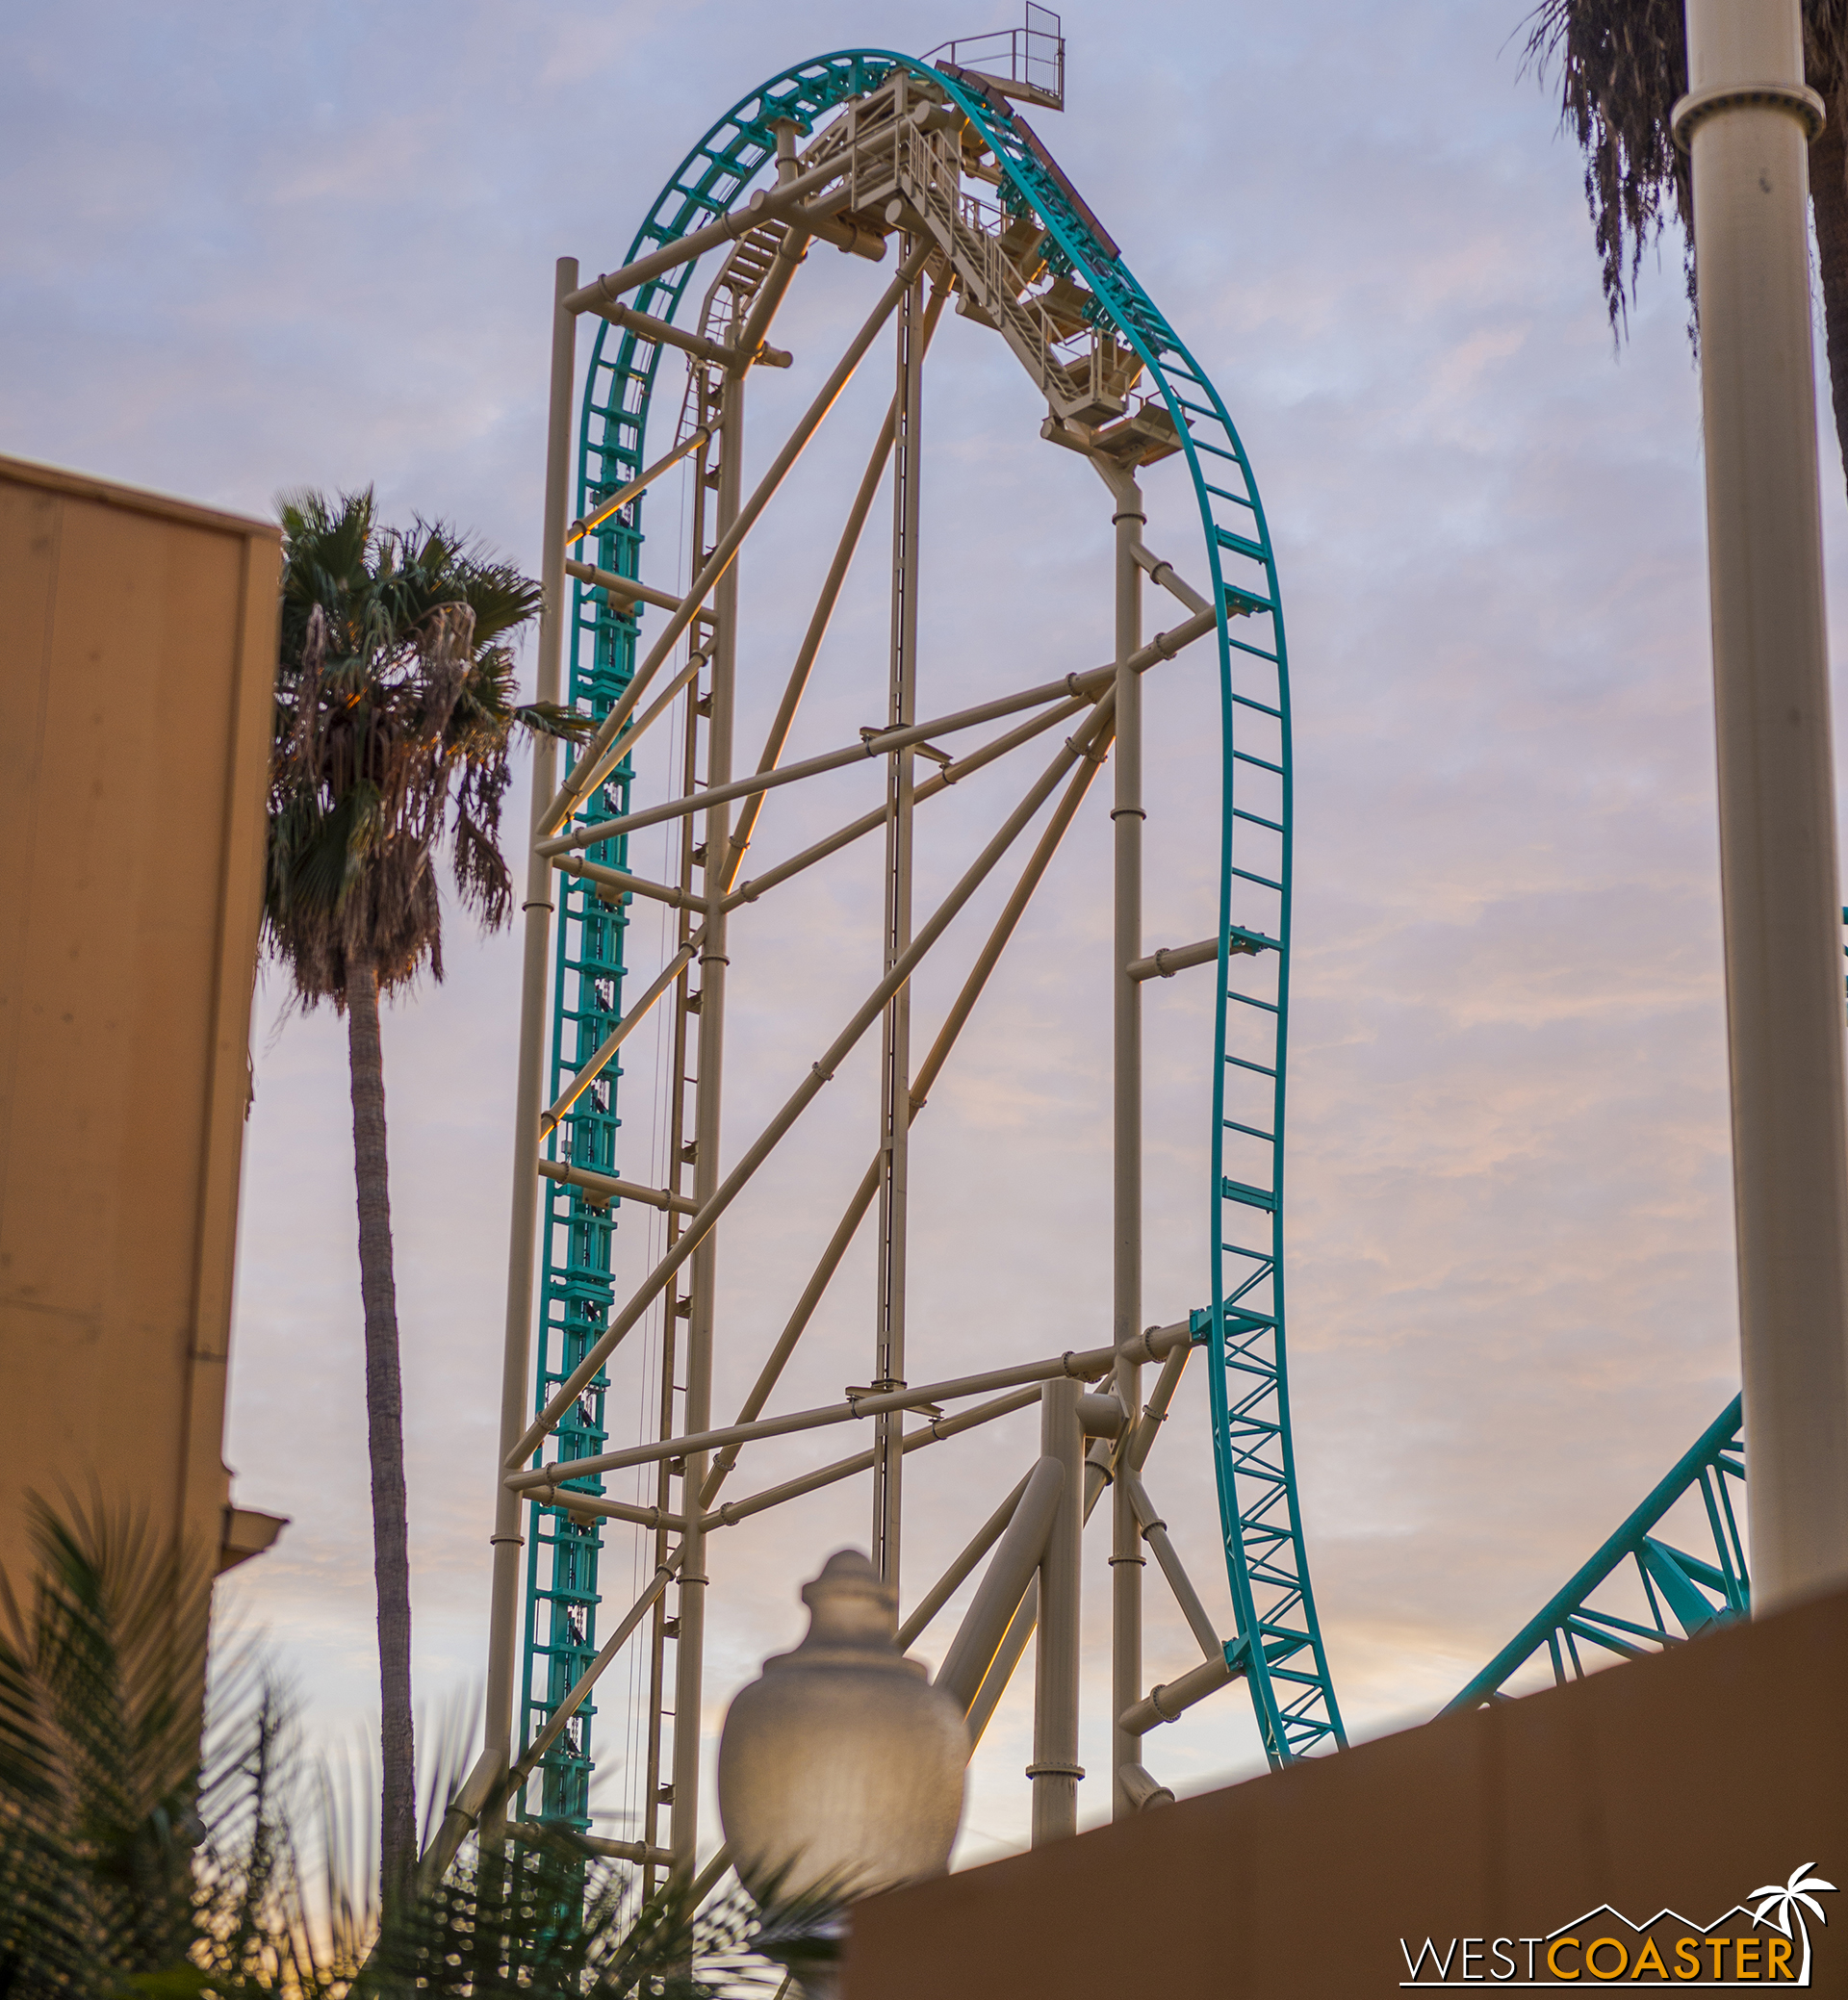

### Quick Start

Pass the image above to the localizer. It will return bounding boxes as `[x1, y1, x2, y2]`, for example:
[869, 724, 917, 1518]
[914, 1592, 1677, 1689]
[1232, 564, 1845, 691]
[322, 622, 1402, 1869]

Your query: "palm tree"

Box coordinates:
[1524, 2, 1848, 495]
[1751, 1861, 1837, 1984]
[265, 488, 571, 1916]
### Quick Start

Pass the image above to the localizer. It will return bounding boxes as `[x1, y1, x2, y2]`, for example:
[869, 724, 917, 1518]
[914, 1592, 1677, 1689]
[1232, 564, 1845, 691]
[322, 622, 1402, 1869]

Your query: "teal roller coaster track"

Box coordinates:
[1447, 1399, 1749, 1712]
[491, 21, 1747, 1875]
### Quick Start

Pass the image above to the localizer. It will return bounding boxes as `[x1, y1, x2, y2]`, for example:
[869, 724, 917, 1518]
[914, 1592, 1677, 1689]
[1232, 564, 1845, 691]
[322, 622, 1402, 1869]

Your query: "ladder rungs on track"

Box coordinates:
[1226, 630, 1279, 661]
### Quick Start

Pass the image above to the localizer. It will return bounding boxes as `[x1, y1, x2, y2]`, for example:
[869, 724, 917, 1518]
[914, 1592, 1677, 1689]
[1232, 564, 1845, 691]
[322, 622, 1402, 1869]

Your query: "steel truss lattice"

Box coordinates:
[453, 32, 1348, 1893]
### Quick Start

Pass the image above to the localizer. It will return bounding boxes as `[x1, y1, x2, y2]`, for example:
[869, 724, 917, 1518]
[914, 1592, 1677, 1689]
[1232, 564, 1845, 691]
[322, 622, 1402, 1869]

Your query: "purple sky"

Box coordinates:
[8, 0, 1839, 1865]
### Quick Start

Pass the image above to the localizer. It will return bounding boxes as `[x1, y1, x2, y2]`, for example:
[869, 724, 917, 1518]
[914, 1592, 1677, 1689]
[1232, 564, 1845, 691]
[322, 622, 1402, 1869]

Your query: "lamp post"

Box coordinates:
[1673, 0, 1848, 1611]
[718, 1550, 968, 1996]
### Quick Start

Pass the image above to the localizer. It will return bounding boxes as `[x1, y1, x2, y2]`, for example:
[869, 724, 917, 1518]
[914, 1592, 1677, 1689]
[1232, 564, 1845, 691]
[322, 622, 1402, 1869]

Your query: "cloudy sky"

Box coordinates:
[8, 0, 1837, 1867]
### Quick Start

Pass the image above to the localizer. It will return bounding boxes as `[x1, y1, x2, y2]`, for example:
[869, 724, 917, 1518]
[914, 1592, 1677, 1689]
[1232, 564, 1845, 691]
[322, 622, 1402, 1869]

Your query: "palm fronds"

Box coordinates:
[369, 1839, 789, 1999]
[1521, 0, 1694, 339]
[0, 1503, 801, 1997]
[1524, 1, 1848, 346]
[265, 488, 570, 1008]
[0, 1498, 212, 1992]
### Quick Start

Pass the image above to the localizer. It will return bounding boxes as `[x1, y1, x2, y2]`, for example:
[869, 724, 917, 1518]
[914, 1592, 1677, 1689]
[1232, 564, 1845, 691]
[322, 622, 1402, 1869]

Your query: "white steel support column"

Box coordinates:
[1108, 472, 1145, 1816]
[482, 256, 577, 1833]
[1677, 0, 1848, 1608]
[873, 246, 924, 1590]
[671, 367, 743, 1871]
[644, 428, 711, 1898]
[1031, 1375, 1083, 1844]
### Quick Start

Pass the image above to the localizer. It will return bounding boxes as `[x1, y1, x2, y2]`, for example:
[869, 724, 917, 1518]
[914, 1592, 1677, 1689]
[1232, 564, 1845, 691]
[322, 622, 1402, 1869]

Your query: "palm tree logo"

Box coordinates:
[1750, 1863, 1837, 1985]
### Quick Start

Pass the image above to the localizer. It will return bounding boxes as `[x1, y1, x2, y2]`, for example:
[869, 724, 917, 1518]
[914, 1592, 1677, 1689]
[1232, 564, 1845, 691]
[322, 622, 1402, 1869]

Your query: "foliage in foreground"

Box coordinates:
[0, 1503, 790, 1998]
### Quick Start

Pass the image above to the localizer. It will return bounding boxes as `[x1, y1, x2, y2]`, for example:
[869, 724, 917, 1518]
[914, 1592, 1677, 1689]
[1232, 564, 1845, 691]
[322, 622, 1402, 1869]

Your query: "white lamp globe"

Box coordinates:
[717, 1548, 968, 1908]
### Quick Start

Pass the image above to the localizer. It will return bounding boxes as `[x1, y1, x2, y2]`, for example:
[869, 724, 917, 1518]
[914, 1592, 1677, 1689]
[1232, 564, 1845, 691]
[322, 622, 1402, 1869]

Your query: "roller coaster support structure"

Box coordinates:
[443, 25, 1348, 1893]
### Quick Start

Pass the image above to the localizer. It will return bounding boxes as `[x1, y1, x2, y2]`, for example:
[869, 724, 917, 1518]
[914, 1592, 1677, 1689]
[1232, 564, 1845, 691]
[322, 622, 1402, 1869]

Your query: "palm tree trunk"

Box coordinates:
[346, 959, 417, 1918]
[1810, 102, 1848, 501]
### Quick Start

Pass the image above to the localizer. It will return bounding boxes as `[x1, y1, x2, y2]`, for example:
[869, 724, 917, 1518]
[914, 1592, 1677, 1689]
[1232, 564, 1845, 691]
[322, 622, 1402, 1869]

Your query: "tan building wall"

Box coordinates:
[0, 454, 283, 1602]
[845, 1581, 1848, 1996]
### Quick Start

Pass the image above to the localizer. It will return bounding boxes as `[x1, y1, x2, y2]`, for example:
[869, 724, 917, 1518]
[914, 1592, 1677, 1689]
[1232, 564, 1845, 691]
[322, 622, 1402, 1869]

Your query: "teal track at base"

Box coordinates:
[1447, 1397, 1748, 1711]
[517, 44, 1347, 1813]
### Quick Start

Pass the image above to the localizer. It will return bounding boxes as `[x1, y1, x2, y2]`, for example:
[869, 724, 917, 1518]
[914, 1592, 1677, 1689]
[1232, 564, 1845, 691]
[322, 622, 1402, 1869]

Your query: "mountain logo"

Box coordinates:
[1398, 1863, 1835, 1986]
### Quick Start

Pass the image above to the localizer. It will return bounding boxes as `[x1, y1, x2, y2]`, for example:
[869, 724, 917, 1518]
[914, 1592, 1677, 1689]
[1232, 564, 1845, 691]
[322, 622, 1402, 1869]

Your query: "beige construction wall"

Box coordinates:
[0, 454, 282, 1603]
[845, 1580, 1848, 1997]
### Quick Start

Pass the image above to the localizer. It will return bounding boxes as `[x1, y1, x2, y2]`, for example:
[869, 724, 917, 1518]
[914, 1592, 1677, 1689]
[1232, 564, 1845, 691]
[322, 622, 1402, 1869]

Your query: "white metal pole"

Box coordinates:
[969, 1438, 1126, 1752]
[1031, 1376, 1083, 1843]
[874, 246, 924, 1590]
[1109, 472, 1144, 1817]
[1675, 0, 1848, 1609]
[480, 255, 576, 1833]
[645, 483, 710, 1896]
[671, 366, 743, 1875]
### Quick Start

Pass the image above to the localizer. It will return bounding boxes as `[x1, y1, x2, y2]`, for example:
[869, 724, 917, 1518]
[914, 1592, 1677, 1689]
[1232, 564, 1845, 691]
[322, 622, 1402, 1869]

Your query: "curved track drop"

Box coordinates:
[476, 29, 1345, 1880]
[1450, 1400, 1749, 1710]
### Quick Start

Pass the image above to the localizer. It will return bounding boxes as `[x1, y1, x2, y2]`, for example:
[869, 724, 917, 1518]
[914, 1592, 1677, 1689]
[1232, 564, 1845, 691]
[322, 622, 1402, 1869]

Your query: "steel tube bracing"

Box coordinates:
[897, 1470, 1035, 1654]
[1126, 1474, 1223, 1660]
[509, 1340, 1128, 1491]
[507, 694, 1122, 1473]
[563, 558, 687, 617]
[566, 424, 710, 549]
[936, 1454, 1065, 1713]
[536, 1160, 694, 1217]
[704, 1386, 1041, 1531]
[699, 734, 1113, 1514]
[872, 242, 924, 1590]
[725, 283, 951, 893]
[475, 38, 1348, 1885]
[544, 240, 937, 838]
[723, 688, 1098, 909]
[537, 661, 1144, 855]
